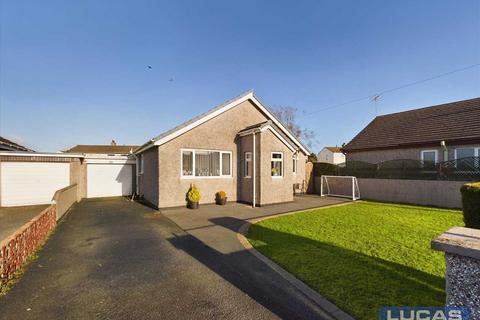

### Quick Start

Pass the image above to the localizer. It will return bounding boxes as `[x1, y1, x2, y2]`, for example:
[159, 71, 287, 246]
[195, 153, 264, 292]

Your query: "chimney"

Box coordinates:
[111, 140, 117, 146]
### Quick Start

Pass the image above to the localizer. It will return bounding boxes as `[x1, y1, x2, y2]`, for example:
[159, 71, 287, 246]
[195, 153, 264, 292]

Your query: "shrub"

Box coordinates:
[461, 182, 480, 229]
[216, 191, 227, 199]
[187, 184, 201, 203]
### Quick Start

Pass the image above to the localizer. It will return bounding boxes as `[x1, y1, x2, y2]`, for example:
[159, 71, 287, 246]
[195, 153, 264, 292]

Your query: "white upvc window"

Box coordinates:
[454, 147, 479, 169]
[292, 153, 298, 174]
[244, 152, 252, 178]
[421, 150, 438, 166]
[181, 149, 232, 178]
[454, 147, 479, 160]
[271, 152, 283, 178]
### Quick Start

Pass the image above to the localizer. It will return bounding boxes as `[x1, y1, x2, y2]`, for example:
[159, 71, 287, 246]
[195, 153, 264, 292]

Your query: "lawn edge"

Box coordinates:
[237, 201, 356, 320]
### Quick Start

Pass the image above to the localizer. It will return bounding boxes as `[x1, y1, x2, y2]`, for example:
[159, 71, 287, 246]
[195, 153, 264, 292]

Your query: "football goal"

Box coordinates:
[320, 175, 360, 201]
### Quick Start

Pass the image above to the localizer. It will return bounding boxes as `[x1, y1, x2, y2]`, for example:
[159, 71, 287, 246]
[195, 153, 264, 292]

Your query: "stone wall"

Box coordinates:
[0, 206, 57, 289]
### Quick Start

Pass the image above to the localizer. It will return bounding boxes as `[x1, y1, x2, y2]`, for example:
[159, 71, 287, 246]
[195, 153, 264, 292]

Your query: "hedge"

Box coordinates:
[460, 182, 480, 229]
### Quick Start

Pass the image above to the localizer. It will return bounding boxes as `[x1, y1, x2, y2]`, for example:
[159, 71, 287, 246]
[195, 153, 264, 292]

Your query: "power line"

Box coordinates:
[301, 63, 480, 117]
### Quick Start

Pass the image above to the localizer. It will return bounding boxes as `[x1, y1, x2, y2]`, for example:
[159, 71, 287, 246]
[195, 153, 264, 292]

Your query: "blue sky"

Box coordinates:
[1, 0, 479, 152]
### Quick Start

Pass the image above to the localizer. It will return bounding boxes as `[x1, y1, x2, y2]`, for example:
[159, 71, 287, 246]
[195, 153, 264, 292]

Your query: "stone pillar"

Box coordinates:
[431, 227, 480, 319]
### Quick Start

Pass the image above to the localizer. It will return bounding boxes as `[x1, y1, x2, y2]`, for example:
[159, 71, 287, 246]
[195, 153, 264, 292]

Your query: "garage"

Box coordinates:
[86, 161, 134, 198]
[0, 162, 70, 206]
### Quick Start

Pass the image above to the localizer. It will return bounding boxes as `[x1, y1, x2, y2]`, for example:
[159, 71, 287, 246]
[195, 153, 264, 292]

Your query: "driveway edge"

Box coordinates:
[236, 203, 356, 320]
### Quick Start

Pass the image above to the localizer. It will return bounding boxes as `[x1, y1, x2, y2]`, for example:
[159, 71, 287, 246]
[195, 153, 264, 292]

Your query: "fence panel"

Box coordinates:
[313, 157, 480, 181]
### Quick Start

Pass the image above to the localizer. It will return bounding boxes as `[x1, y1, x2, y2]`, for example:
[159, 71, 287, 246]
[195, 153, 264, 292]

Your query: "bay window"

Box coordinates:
[271, 152, 283, 177]
[181, 149, 232, 178]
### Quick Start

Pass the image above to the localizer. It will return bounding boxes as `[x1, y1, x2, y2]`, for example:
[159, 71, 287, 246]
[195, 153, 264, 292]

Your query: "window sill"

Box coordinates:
[181, 176, 233, 180]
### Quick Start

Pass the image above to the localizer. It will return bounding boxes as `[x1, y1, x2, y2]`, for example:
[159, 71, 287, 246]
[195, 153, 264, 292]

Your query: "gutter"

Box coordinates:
[0, 151, 84, 158]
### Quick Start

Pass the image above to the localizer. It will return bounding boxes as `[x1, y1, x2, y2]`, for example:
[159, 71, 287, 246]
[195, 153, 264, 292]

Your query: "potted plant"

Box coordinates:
[187, 184, 201, 209]
[215, 191, 227, 205]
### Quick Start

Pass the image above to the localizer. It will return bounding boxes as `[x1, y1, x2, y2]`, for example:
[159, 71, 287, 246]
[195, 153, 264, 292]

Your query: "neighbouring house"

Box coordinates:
[64, 141, 138, 199]
[317, 147, 345, 164]
[135, 90, 310, 209]
[0, 136, 33, 152]
[343, 97, 480, 164]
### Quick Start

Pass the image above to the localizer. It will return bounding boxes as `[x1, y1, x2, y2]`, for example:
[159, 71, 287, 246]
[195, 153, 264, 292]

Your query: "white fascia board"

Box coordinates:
[140, 91, 309, 155]
[238, 125, 296, 152]
[153, 93, 253, 147]
[84, 158, 136, 164]
[133, 139, 155, 155]
[249, 95, 310, 155]
[261, 125, 296, 152]
[84, 154, 135, 160]
[0, 152, 84, 158]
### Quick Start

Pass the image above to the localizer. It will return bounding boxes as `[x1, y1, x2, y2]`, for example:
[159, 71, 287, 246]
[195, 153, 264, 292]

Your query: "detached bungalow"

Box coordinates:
[135, 91, 310, 209]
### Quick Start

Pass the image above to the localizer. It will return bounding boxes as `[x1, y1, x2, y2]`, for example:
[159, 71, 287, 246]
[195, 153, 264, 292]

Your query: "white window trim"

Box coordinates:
[271, 152, 283, 178]
[292, 153, 298, 175]
[454, 147, 479, 169]
[244, 152, 252, 178]
[454, 147, 479, 160]
[180, 148, 232, 179]
[420, 150, 438, 163]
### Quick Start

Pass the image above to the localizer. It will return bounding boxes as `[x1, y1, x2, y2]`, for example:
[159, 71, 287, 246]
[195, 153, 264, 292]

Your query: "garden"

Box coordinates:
[247, 201, 464, 320]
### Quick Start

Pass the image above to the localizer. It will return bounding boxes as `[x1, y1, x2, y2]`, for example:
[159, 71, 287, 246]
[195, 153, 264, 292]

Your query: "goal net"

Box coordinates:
[320, 175, 360, 201]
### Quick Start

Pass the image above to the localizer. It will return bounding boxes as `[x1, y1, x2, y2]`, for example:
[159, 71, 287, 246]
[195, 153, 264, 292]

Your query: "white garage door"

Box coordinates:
[0, 162, 70, 207]
[87, 164, 133, 198]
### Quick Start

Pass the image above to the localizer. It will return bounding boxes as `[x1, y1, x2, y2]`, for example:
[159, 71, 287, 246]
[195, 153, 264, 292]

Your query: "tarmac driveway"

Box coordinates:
[0, 198, 332, 320]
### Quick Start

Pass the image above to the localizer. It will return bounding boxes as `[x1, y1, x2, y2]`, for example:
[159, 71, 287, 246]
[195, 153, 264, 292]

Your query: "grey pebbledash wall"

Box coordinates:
[314, 177, 466, 209]
[432, 227, 480, 318]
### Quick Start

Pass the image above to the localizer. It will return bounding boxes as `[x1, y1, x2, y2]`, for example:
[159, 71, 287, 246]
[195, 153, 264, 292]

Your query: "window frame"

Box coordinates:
[271, 152, 284, 178]
[180, 148, 232, 179]
[454, 147, 479, 160]
[244, 152, 252, 178]
[454, 147, 479, 169]
[420, 149, 438, 164]
[292, 153, 298, 174]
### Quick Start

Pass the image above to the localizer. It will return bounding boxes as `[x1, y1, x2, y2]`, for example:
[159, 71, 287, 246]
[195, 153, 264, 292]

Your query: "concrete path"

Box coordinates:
[0, 205, 48, 241]
[161, 195, 349, 254]
[0, 197, 345, 320]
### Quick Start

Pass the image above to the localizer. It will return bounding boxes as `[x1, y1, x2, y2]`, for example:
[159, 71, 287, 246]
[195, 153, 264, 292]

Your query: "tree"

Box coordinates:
[308, 153, 318, 163]
[272, 106, 316, 149]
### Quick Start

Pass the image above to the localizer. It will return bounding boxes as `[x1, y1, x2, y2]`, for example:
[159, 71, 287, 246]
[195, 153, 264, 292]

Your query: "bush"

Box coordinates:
[187, 184, 201, 203]
[216, 191, 227, 199]
[461, 182, 480, 229]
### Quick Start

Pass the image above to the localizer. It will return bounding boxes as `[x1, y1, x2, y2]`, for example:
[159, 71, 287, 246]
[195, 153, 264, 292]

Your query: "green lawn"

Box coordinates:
[247, 201, 463, 320]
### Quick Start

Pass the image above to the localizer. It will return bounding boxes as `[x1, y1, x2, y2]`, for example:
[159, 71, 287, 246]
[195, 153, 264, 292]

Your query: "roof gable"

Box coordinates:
[136, 91, 311, 154]
[344, 97, 480, 151]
